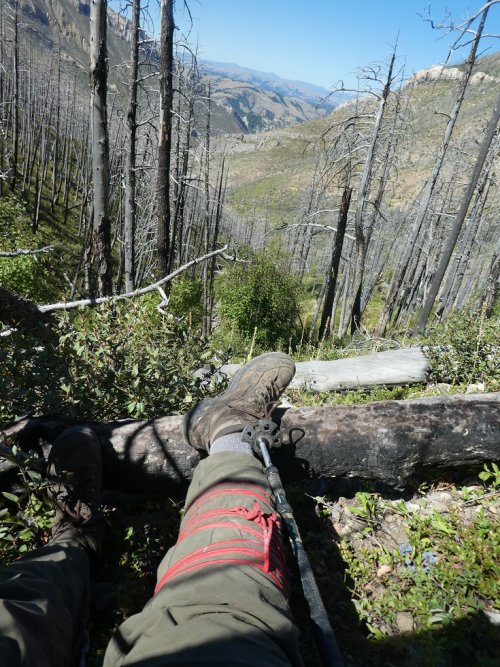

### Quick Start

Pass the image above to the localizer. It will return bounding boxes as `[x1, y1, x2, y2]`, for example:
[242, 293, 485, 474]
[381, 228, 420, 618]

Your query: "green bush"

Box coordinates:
[0, 194, 55, 302]
[423, 309, 499, 387]
[168, 275, 204, 326]
[0, 300, 227, 421]
[0, 445, 54, 566]
[215, 251, 301, 351]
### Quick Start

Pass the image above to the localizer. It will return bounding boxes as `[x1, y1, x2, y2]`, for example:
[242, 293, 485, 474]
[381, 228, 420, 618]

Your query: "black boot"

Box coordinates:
[47, 426, 104, 555]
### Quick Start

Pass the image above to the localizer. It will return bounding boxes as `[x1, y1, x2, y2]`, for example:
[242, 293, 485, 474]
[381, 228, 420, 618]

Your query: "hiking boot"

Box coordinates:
[184, 352, 295, 452]
[47, 426, 103, 553]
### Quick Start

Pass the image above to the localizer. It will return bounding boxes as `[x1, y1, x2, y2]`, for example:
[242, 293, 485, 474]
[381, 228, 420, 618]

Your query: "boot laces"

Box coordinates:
[226, 378, 282, 420]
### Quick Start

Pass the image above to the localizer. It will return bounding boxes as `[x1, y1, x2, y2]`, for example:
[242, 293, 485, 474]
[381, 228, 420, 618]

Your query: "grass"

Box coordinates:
[307, 467, 500, 666]
[288, 385, 421, 407]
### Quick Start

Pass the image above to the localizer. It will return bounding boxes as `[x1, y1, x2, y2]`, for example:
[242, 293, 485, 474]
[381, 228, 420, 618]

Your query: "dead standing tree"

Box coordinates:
[156, 0, 175, 278]
[90, 0, 113, 296]
[123, 0, 141, 292]
[414, 31, 500, 331]
[375, 5, 491, 337]
[437, 149, 495, 318]
[318, 185, 352, 339]
[338, 50, 398, 337]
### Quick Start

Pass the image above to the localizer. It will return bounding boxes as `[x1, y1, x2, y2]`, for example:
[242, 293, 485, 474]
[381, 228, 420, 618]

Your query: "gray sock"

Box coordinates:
[210, 432, 253, 456]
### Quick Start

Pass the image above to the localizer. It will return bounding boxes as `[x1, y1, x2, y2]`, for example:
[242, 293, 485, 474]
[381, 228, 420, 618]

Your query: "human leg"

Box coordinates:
[104, 353, 302, 667]
[0, 426, 103, 667]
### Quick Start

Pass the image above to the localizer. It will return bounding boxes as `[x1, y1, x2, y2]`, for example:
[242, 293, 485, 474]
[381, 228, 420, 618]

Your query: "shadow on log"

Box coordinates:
[1, 393, 499, 493]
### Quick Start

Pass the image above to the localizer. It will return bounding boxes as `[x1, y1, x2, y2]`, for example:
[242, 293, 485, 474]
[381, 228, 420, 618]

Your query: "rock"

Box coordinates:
[395, 611, 415, 634]
[405, 502, 420, 513]
[433, 491, 453, 501]
[470, 72, 500, 86]
[484, 609, 500, 626]
[431, 502, 449, 513]
[328, 503, 343, 523]
[377, 564, 392, 577]
[333, 522, 350, 537]
[466, 382, 486, 394]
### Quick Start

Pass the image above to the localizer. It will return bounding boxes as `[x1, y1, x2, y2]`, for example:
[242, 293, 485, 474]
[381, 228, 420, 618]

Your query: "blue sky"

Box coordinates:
[169, 0, 499, 89]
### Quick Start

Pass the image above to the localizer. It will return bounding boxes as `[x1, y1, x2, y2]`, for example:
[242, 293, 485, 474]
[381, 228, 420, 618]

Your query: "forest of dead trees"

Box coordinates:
[0, 0, 498, 343]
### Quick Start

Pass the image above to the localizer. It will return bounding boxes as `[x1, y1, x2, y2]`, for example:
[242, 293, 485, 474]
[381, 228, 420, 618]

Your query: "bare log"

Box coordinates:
[1, 394, 498, 493]
[221, 347, 429, 392]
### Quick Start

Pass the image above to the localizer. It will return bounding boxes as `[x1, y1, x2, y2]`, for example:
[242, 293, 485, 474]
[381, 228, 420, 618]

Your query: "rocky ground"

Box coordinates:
[293, 476, 500, 666]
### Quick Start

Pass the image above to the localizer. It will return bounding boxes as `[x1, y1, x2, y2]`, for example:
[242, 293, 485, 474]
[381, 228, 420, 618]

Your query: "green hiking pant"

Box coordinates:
[0, 453, 301, 666]
[0, 532, 91, 667]
[104, 452, 302, 667]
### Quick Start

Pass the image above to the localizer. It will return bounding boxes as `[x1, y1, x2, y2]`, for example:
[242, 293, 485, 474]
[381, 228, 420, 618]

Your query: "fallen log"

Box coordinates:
[1, 393, 498, 492]
[220, 346, 429, 392]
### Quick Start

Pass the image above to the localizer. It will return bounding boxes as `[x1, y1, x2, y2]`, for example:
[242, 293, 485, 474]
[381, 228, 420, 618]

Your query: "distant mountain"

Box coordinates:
[198, 61, 353, 133]
[200, 61, 336, 105]
[13, 0, 344, 134]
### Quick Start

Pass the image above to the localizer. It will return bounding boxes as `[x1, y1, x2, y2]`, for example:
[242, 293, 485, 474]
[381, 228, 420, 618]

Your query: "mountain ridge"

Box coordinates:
[13, 0, 338, 133]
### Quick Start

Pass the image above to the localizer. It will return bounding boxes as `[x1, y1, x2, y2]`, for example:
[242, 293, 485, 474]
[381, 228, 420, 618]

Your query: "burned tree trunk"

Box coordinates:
[90, 0, 112, 295]
[318, 186, 352, 339]
[375, 7, 490, 337]
[156, 0, 175, 277]
[123, 0, 141, 292]
[339, 50, 397, 338]
[414, 88, 500, 332]
[0, 285, 55, 338]
[2, 394, 498, 493]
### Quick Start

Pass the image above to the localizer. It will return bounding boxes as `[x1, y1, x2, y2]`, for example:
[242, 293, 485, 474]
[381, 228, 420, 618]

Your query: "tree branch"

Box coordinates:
[0, 246, 54, 258]
[39, 246, 228, 313]
[275, 222, 356, 241]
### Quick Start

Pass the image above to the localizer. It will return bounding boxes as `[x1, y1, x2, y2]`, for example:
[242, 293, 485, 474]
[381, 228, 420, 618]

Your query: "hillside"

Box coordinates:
[13, 0, 337, 133]
[220, 52, 500, 222]
[1, 0, 498, 339]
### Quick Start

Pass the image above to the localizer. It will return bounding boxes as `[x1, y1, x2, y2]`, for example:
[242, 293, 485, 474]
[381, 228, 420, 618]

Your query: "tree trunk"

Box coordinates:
[483, 239, 500, 316]
[123, 0, 140, 292]
[10, 0, 19, 191]
[156, 0, 174, 277]
[318, 186, 352, 339]
[340, 50, 396, 337]
[90, 0, 112, 296]
[414, 88, 500, 332]
[375, 7, 489, 337]
[439, 165, 492, 317]
[201, 86, 212, 339]
[0, 285, 55, 338]
[2, 394, 498, 493]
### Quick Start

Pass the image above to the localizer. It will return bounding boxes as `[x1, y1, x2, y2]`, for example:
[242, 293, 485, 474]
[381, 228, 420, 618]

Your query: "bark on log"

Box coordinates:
[1, 394, 498, 493]
[0, 285, 56, 339]
[221, 347, 429, 392]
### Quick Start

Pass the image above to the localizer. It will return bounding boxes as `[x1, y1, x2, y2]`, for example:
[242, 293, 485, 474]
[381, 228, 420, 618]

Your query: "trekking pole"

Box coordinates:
[242, 420, 344, 667]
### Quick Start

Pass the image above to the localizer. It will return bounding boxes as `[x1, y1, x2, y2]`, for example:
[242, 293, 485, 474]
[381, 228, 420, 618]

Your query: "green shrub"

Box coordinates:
[423, 308, 499, 387]
[215, 251, 301, 351]
[0, 445, 54, 566]
[0, 300, 227, 421]
[168, 275, 204, 326]
[0, 194, 55, 302]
